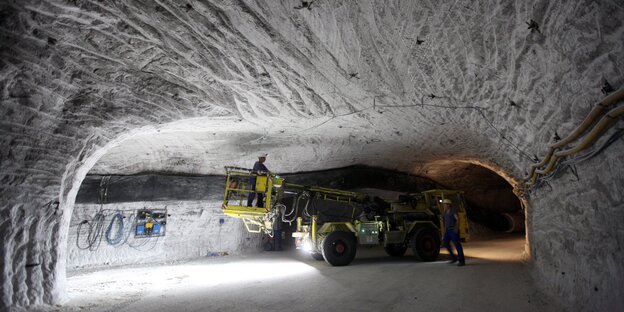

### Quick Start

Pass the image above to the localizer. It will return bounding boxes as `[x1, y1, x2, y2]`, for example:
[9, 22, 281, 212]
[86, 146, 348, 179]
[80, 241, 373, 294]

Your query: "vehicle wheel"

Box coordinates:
[411, 227, 440, 262]
[384, 244, 407, 257]
[311, 252, 324, 261]
[321, 231, 357, 266]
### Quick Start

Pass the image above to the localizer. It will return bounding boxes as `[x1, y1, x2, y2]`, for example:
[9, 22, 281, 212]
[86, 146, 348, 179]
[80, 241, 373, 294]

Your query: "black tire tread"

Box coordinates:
[411, 227, 441, 262]
[321, 231, 357, 266]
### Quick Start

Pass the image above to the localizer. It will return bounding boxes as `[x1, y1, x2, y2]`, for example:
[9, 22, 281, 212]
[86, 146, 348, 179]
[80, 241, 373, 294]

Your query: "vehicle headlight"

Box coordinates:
[302, 240, 313, 252]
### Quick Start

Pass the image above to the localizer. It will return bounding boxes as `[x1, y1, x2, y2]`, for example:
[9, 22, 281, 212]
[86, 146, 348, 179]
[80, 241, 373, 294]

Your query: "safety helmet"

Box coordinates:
[258, 153, 268, 158]
[442, 198, 452, 204]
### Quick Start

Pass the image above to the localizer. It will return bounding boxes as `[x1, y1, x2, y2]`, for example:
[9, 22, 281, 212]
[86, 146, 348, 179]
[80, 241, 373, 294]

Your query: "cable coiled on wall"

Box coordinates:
[105, 212, 125, 246]
[76, 211, 106, 251]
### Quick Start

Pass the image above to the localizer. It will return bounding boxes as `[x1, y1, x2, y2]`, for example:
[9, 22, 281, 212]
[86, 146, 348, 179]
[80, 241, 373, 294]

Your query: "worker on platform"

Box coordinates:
[442, 198, 465, 266]
[247, 153, 269, 207]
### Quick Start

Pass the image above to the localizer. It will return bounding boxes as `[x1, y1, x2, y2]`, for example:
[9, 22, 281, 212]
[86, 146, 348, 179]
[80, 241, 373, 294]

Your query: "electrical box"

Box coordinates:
[255, 175, 268, 193]
[135, 209, 167, 238]
[357, 222, 379, 245]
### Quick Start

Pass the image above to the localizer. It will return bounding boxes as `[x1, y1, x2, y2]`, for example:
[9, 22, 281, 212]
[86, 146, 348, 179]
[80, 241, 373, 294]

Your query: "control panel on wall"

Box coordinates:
[135, 209, 167, 237]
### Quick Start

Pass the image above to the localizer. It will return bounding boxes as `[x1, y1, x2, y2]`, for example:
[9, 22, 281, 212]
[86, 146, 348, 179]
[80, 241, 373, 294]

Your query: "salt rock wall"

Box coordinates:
[67, 201, 259, 271]
[529, 137, 624, 310]
[0, 0, 623, 310]
[69, 174, 261, 270]
[67, 168, 436, 270]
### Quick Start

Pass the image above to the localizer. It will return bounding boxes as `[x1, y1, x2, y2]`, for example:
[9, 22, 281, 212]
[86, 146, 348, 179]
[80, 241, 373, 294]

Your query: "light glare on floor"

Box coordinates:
[66, 258, 318, 299]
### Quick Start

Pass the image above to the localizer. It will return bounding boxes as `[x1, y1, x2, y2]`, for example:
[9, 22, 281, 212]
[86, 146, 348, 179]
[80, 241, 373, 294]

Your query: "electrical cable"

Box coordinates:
[120, 213, 136, 245]
[564, 127, 624, 163]
[76, 175, 110, 250]
[127, 233, 151, 249]
[538, 127, 624, 184]
[128, 236, 160, 252]
[371, 96, 535, 161]
[105, 212, 125, 246]
[98, 175, 111, 205]
[75, 221, 90, 250]
[76, 211, 106, 251]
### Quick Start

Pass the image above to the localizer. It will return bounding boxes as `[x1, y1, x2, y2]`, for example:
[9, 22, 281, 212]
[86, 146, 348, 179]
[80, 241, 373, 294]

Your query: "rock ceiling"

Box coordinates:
[3, 0, 622, 185]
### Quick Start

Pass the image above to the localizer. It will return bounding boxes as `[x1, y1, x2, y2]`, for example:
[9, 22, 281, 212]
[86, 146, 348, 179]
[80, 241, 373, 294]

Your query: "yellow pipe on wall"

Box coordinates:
[527, 87, 624, 186]
[533, 105, 624, 178]
[553, 105, 624, 157]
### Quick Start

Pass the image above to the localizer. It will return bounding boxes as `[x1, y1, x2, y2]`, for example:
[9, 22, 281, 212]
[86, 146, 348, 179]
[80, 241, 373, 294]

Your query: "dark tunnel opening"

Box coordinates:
[419, 161, 524, 235]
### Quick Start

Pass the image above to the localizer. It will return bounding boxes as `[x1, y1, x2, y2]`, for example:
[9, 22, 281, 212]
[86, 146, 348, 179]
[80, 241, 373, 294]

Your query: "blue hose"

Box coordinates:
[106, 213, 125, 246]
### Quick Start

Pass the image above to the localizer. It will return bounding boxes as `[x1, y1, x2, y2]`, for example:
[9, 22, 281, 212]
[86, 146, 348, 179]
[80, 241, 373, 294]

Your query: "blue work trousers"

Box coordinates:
[246, 177, 264, 207]
[443, 229, 465, 263]
[272, 229, 282, 251]
[247, 191, 264, 207]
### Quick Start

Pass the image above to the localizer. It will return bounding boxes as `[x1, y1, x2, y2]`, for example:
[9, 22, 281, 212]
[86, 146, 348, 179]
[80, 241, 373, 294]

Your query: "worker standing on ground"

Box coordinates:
[247, 153, 269, 207]
[443, 198, 465, 266]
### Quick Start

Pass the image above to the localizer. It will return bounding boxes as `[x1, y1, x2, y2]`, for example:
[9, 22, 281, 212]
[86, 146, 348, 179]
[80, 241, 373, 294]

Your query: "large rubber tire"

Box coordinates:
[411, 227, 441, 262]
[311, 252, 324, 261]
[384, 244, 407, 257]
[321, 231, 357, 266]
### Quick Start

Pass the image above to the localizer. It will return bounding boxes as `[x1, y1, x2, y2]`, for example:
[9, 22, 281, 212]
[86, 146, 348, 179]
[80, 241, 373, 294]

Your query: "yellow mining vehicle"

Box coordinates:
[221, 167, 470, 266]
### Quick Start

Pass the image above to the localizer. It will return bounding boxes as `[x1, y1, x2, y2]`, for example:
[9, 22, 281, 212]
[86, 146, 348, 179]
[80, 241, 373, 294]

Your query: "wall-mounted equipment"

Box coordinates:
[135, 209, 167, 237]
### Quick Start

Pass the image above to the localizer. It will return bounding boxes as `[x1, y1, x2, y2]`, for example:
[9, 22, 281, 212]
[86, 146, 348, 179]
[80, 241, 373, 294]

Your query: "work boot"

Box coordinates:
[457, 261, 465, 267]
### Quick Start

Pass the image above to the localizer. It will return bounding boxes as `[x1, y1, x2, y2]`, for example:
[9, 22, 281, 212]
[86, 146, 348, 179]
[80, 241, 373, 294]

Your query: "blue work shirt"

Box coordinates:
[249, 161, 268, 188]
[444, 206, 458, 231]
[253, 161, 268, 173]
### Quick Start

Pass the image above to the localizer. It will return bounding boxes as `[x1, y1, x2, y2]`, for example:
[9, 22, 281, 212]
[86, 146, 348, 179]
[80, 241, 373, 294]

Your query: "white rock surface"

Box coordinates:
[60, 235, 554, 312]
[66, 201, 261, 271]
[0, 0, 623, 310]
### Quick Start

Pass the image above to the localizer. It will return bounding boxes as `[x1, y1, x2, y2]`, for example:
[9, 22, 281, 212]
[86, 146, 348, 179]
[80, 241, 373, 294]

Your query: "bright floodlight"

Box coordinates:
[302, 240, 313, 252]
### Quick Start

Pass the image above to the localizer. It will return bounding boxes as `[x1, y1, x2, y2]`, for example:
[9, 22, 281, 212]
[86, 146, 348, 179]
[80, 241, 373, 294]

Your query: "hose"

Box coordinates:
[280, 203, 297, 224]
[532, 127, 624, 189]
[121, 213, 137, 245]
[105, 212, 125, 246]
[527, 87, 624, 186]
[300, 192, 312, 220]
[76, 211, 106, 251]
[533, 106, 624, 179]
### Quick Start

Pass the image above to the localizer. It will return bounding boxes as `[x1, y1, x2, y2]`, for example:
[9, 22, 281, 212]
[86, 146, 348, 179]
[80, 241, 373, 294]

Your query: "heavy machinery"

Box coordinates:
[221, 167, 470, 266]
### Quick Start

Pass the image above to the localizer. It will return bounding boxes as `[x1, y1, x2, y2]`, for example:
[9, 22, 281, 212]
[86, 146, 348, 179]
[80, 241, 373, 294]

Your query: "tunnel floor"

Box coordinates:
[50, 234, 555, 312]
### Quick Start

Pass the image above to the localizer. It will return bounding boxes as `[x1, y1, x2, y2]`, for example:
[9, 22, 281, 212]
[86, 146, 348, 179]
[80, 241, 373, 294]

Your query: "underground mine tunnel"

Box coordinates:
[1, 0, 623, 311]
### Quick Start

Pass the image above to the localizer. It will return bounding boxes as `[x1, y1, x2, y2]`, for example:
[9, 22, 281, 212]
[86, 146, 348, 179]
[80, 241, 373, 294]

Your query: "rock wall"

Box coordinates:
[67, 200, 259, 271]
[0, 0, 623, 310]
[67, 168, 437, 270]
[69, 174, 258, 270]
[529, 134, 624, 311]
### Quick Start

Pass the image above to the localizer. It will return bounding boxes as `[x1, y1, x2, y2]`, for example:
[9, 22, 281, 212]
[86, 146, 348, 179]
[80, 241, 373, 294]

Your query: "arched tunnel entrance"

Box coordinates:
[63, 155, 531, 310]
[67, 163, 527, 263]
[2, 0, 624, 309]
[418, 160, 526, 234]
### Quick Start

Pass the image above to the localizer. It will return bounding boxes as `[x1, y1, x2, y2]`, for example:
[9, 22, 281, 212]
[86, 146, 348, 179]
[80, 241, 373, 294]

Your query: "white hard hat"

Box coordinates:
[258, 153, 268, 158]
[442, 198, 452, 204]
